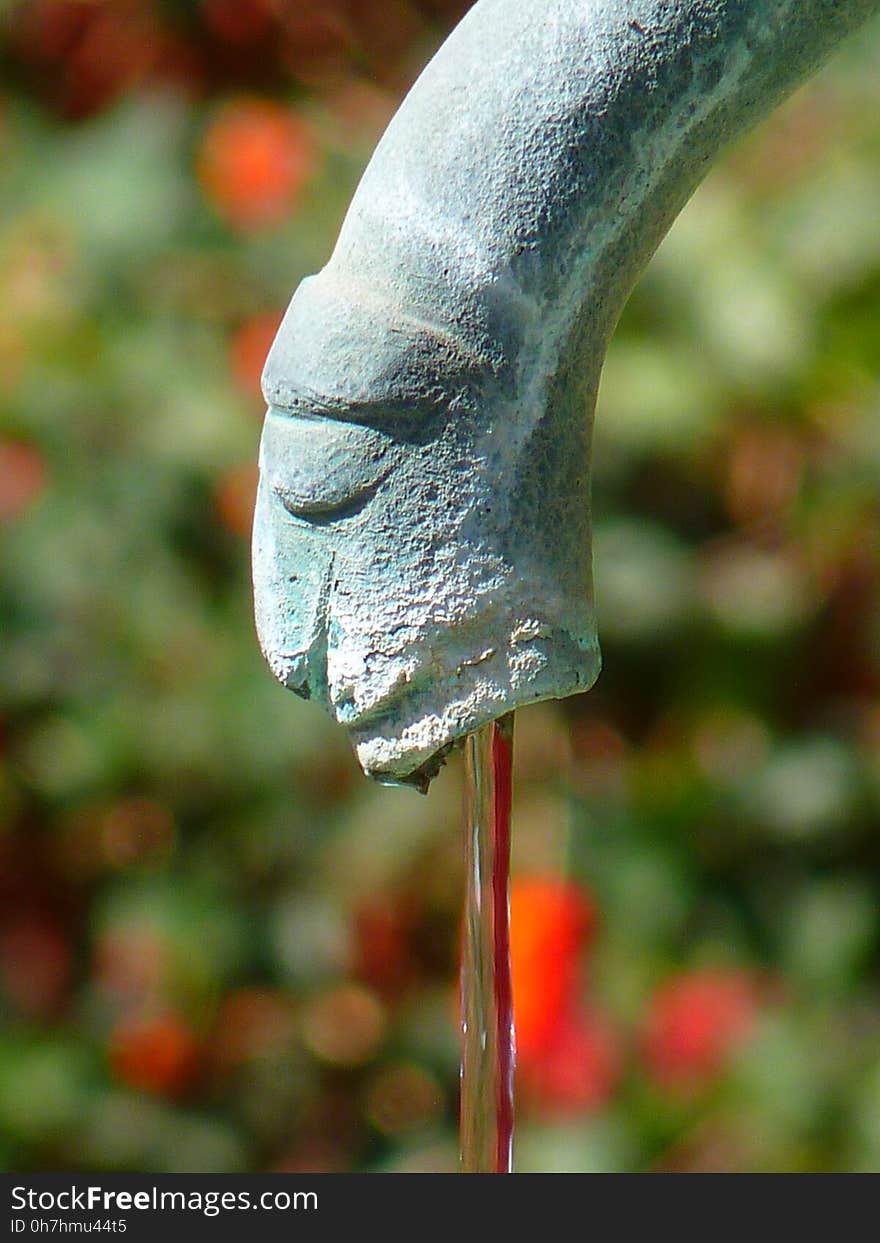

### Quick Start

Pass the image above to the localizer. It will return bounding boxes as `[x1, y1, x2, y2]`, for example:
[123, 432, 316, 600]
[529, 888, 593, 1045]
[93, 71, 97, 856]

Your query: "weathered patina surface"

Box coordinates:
[253, 0, 880, 787]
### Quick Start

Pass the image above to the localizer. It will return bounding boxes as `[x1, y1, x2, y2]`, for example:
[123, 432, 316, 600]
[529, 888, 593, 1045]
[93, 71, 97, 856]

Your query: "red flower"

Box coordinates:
[0, 912, 71, 1019]
[353, 897, 414, 998]
[109, 1012, 197, 1097]
[642, 969, 759, 1090]
[229, 312, 284, 401]
[510, 877, 596, 1061]
[197, 98, 316, 231]
[214, 463, 258, 538]
[10, 0, 168, 119]
[202, 0, 276, 47]
[521, 1008, 620, 1116]
[0, 441, 46, 522]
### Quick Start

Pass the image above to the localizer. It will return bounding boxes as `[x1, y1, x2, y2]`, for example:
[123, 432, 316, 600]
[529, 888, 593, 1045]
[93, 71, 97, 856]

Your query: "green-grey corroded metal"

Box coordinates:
[253, 0, 880, 788]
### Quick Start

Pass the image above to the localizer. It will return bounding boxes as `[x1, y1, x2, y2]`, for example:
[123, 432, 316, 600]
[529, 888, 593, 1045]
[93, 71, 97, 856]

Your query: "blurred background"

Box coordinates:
[0, 0, 879, 1175]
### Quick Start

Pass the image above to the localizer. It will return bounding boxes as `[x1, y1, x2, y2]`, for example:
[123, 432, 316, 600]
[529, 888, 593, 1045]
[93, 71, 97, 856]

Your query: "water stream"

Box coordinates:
[460, 712, 515, 1173]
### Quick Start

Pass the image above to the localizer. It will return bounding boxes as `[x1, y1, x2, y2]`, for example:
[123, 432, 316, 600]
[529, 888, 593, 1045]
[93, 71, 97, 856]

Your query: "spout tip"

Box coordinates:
[370, 739, 459, 794]
[349, 629, 601, 791]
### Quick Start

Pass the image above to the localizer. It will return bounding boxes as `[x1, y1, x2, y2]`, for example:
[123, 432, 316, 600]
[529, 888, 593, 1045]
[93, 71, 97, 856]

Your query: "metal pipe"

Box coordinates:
[253, 0, 879, 788]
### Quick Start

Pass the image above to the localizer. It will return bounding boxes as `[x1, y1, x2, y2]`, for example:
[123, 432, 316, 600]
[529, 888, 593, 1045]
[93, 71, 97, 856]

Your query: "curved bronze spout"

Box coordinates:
[253, 0, 880, 787]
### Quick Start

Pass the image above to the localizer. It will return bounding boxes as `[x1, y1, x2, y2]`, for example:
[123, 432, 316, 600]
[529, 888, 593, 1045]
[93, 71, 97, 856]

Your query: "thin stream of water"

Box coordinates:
[460, 713, 515, 1174]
